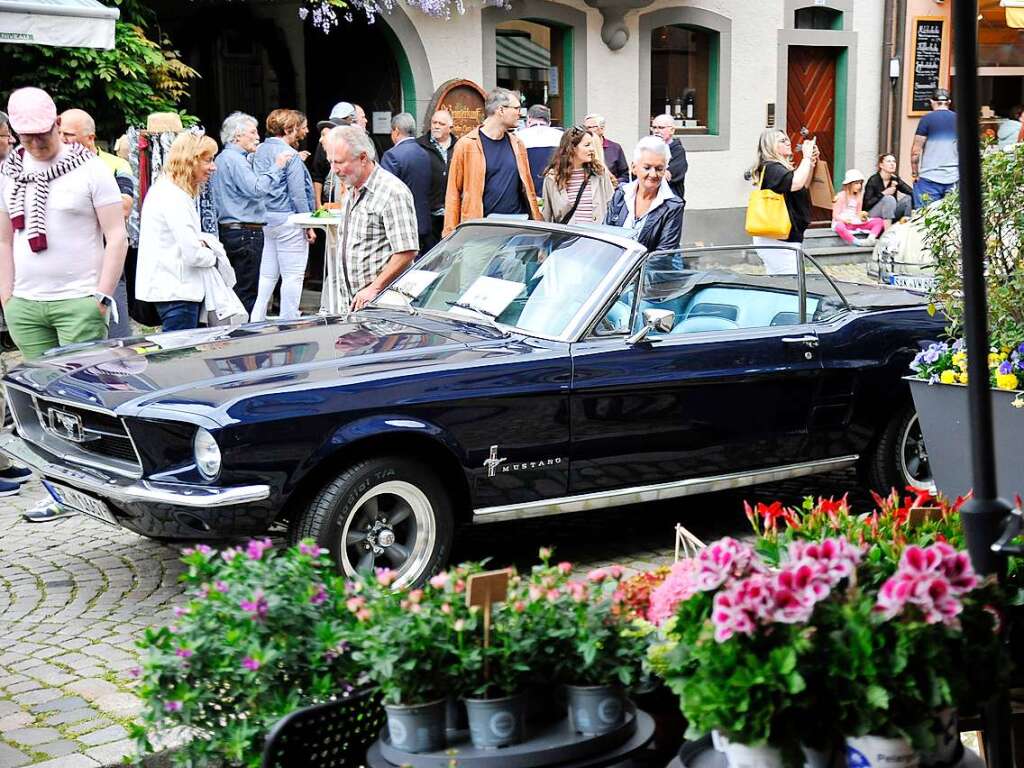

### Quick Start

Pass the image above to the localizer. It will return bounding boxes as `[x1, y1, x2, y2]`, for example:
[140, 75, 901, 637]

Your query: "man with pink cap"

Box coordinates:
[0, 87, 127, 518]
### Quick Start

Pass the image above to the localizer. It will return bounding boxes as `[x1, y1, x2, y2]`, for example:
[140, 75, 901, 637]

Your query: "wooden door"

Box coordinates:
[787, 46, 838, 220]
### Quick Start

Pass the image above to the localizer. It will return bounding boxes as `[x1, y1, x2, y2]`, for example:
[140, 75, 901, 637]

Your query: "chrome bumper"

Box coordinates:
[0, 431, 270, 509]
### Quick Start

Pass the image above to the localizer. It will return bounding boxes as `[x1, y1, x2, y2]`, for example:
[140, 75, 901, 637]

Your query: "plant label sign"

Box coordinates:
[466, 569, 510, 609]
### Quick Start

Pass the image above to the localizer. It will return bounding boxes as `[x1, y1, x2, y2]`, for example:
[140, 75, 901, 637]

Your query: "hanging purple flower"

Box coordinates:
[242, 656, 261, 671]
[164, 700, 183, 712]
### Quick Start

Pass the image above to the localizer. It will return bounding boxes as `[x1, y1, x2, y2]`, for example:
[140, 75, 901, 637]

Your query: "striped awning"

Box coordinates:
[0, 0, 119, 49]
[496, 33, 551, 70]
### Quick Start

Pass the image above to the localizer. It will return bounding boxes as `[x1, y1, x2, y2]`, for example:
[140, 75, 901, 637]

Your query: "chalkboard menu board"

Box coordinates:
[909, 16, 947, 115]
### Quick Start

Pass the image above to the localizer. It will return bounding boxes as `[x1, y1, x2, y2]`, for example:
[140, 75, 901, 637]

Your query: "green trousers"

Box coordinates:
[4, 296, 108, 360]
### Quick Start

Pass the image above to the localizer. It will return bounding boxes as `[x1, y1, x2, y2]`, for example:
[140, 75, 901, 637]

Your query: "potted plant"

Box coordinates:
[558, 564, 647, 736]
[133, 539, 366, 768]
[746, 494, 1009, 766]
[909, 142, 1024, 500]
[350, 563, 482, 754]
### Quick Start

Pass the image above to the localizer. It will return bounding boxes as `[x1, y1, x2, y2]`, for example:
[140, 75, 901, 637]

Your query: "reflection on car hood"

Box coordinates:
[4, 309, 513, 413]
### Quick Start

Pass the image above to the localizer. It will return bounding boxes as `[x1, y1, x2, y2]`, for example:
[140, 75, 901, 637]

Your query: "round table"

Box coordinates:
[288, 212, 344, 314]
[366, 710, 655, 768]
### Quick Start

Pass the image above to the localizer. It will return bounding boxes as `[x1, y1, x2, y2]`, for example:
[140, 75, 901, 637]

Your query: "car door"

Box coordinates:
[569, 246, 833, 495]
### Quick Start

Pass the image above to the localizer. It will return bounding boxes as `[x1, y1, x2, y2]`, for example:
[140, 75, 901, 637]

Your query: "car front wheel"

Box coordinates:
[291, 456, 453, 588]
[863, 404, 935, 494]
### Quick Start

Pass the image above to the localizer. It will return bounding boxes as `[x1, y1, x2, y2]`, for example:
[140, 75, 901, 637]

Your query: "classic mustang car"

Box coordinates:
[0, 221, 943, 586]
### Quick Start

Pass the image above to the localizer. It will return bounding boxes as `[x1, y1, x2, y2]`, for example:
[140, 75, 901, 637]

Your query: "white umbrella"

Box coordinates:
[0, 0, 119, 50]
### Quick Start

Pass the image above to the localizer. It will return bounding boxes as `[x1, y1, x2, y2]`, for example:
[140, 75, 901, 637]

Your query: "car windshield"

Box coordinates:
[377, 225, 627, 339]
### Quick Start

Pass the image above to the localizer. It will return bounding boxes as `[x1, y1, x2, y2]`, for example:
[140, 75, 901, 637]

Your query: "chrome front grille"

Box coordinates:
[4, 384, 142, 477]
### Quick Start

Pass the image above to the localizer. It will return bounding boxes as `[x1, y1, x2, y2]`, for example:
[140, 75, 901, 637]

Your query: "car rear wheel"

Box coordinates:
[863, 404, 935, 494]
[291, 456, 453, 588]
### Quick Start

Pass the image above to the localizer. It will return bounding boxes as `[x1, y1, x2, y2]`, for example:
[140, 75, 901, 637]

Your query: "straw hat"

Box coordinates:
[146, 112, 184, 133]
[841, 169, 866, 186]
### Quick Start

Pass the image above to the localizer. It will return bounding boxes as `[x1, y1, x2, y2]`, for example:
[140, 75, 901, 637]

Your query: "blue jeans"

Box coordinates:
[155, 301, 202, 331]
[219, 227, 264, 316]
[913, 178, 956, 208]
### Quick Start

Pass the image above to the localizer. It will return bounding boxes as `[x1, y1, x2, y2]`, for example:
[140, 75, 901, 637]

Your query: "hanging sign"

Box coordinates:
[908, 16, 948, 116]
[426, 78, 487, 139]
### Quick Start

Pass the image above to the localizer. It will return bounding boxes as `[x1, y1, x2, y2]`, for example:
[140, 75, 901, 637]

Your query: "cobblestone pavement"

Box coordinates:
[0, 467, 873, 767]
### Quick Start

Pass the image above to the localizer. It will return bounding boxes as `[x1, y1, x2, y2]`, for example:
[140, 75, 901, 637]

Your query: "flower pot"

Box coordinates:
[384, 698, 446, 753]
[464, 693, 527, 748]
[845, 734, 919, 767]
[566, 683, 625, 735]
[720, 741, 784, 768]
[908, 378, 1024, 500]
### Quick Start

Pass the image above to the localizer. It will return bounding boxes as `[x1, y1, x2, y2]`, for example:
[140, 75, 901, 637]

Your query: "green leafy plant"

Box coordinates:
[3, 0, 197, 139]
[350, 562, 484, 705]
[919, 143, 1024, 352]
[133, 539, 363, 768]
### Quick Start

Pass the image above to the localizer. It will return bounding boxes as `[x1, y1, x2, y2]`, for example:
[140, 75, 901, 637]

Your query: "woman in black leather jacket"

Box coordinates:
[604, 136, 684, 251]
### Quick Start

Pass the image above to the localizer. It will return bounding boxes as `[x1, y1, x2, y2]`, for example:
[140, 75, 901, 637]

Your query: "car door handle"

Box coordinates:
[781, 335, 819, 347]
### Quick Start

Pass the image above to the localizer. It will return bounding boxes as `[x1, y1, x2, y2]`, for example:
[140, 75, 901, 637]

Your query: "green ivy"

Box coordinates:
[2, 0, 197, 139]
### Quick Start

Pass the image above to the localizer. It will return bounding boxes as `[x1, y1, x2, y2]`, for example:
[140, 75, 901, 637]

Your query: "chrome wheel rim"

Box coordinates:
[339, 480, 435, 588]
[900, 413, 935, 491]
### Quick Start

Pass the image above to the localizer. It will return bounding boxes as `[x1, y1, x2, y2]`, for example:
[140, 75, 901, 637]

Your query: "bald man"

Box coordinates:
[60, 109, 133, 338]
[416, 110, 456, 252]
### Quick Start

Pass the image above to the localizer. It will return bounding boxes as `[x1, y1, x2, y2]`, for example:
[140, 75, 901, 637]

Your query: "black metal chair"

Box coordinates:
[261, 687, 385, 768]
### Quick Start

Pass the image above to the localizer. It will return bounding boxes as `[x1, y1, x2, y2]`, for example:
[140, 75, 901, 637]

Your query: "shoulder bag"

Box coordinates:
[559, 174, 591, 224]
[745, 166, 792, 239]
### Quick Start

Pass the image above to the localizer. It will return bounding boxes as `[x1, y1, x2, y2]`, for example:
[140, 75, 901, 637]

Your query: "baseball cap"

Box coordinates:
[933, 88, 951, 102]
[7, 87, 57, 134]
[317, 101, 356, 132]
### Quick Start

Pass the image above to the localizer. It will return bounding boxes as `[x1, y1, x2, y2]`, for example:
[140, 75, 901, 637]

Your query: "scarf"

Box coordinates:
[1, 143, 91, 252]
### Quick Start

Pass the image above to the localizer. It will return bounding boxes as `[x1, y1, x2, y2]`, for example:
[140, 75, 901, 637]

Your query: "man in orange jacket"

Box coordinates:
[443, 88, 541, 236]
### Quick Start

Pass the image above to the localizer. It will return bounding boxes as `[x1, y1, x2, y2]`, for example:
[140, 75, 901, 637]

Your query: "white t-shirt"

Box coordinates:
[0, 146, 122, 300]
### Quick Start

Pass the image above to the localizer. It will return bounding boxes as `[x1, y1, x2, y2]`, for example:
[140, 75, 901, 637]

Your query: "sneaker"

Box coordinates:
[855, 235, 877, 247]
[0, 479, 20, 497]
[21, 498, 73, 522]
[0, 466, 33, 484]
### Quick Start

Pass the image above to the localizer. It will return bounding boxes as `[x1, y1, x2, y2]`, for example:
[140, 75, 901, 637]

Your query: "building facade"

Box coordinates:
[158, 0, 888, 243]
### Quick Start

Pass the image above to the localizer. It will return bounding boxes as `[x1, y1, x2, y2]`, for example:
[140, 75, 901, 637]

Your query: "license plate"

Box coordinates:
[889, 274, 936, 291]
[42, 480, 119, 527]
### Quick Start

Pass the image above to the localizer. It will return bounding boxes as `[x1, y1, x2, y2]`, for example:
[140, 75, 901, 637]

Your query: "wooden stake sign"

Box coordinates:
[466, 569, 511, 682]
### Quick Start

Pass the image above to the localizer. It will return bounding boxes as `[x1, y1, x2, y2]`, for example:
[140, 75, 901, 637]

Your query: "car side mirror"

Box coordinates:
[625, 308, 675, 346]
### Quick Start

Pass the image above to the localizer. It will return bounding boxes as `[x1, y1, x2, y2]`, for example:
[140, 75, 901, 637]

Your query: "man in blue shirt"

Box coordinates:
[380, 112, 433, 254]
[911, 89, 958, 208]
[210, 112, 290, 315]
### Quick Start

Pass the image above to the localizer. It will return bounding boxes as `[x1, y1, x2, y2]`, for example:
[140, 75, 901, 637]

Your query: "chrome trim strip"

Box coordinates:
[0, 432, 269, 509]
[471, 456, 859, 523]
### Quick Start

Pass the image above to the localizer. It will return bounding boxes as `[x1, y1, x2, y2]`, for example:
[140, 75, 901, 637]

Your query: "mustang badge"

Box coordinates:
[483, 445, 507, 477]
[46, 408, 86, 443]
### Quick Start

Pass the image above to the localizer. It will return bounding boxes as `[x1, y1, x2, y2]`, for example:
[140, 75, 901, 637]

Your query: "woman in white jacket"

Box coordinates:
[136, 133, 219, 331]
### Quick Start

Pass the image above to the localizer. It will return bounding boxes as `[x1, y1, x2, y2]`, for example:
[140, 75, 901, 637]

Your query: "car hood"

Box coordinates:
[4, 309, 514, 413]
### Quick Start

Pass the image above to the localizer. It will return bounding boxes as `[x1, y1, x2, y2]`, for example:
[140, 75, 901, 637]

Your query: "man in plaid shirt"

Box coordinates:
[324, 125, 418, 310]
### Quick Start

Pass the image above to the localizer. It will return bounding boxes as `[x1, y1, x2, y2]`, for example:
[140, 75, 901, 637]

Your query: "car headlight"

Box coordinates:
[193, 428, 222, 480]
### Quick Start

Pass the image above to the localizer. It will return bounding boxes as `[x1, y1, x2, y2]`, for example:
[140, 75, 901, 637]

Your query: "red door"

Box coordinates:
[787, 46, 838, 220]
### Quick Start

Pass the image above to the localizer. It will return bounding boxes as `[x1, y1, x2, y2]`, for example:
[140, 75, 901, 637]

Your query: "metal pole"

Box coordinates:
[949, 0, 1013, 763]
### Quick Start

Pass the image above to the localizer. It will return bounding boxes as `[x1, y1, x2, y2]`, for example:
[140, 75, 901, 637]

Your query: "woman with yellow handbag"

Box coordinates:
[747, 128, 817, 275]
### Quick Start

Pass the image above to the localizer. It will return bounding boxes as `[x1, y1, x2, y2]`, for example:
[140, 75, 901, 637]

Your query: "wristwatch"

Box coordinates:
[94, 292, 114, 310]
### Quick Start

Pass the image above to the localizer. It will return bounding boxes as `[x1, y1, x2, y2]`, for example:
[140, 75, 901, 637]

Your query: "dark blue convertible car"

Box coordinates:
[0, 221, 942, 586]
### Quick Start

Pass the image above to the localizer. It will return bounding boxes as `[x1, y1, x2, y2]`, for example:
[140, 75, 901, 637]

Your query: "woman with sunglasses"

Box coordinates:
[540, 125, 614, 225]
[604, 136, 684, 251]
[749, 127, 817, 274]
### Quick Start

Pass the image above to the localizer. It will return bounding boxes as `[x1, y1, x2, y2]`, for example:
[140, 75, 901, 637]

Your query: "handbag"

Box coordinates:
[745, 167, 792, 239]
[559, 174, 591, 224]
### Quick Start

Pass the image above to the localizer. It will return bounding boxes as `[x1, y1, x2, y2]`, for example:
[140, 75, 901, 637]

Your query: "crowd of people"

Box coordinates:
[0, 80, 989, 516]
